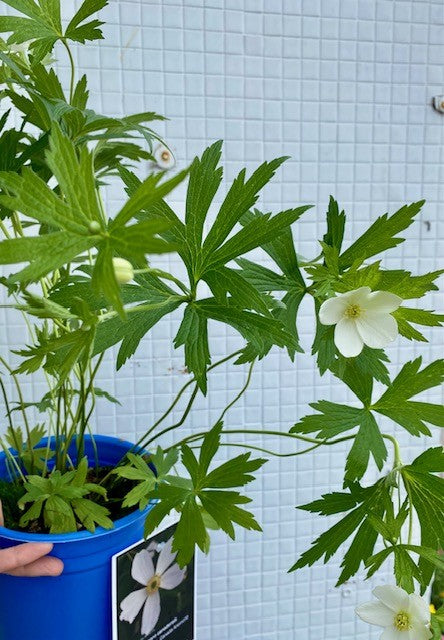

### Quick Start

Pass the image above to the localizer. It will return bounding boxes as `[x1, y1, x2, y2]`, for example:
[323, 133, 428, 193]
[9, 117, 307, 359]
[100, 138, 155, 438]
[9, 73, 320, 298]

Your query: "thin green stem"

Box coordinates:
[98, 297, 185, 322]
[62, 40, 76, 104]
[167, 429, 358, 453]
[0, 219, 12, 239]
[383, 434, 402, 468]
[142, 384, 199, 450]
[0, 357, 35, 473]
[190, 440, 325, 458]
[123, 349, 244, 456]
[216, 360, 255, 425]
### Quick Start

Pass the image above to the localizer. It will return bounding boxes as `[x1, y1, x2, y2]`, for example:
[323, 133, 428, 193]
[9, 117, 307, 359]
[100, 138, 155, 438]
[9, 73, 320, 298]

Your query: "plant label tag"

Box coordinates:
[112, 516, 196, 640]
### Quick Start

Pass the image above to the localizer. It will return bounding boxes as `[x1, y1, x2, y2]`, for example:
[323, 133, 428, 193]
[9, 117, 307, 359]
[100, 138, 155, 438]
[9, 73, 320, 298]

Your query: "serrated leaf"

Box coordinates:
[323, 196, 346, 252]
[339, 201, 425, 269]
[174, 304, 210, 393]
[345, 412, 387, 482]
[202, 157, 288, 258]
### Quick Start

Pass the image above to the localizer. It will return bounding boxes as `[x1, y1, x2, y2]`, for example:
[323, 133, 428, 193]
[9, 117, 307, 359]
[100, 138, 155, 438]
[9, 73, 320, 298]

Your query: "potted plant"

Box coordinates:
[0, 2, 442, 640]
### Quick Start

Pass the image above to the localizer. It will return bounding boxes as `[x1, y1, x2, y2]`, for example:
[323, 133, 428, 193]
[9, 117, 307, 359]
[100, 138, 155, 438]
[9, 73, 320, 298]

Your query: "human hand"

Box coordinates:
[0, 501, 64, 577]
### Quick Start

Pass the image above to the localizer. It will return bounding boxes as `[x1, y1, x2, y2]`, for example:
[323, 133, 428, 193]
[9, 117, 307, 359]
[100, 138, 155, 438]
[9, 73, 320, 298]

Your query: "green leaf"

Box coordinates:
[185, 141, 223, 267]
[93, 273, 183, 367]
[298, 491, 361, 516]
[202, 157, 288, 258]
[197, 298, 298, 357]
[323, 196, 346, 252]
[345, 412, 387, 482]
[339, 200, 425, 269]
[72, 497, 113, 533]
[65, 0, 108, 44]
[291, 401, 363, 438]
[110, 168, 189, 231]
[373, 358, 444, 437]
[0, 232, 96, 284]
[204, 266, 271, 316]
[203, 206, 311, 273]
[291, 480, 387, 581]
[142, 425, 265, 566]
[393, 307, 444, 342]
[174, 304, 211, 393]
[402, 456, 444, 588]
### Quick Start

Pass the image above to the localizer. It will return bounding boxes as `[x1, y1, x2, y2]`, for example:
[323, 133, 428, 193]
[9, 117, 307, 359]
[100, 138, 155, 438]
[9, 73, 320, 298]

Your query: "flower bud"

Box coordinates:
[112, 257, 134, 284]
[88, 221, 101, 234]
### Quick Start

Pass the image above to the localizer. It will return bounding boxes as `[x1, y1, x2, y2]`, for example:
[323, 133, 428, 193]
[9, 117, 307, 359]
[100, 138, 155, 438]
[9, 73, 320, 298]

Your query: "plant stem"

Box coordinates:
[190, 440, 326, 458]
[123, 349, 244, 456]
[383, 434, 402, 468]
[141, 384, 199, 449]
[62, 40, 76, 104]
[216, 359, 255, 425]
[0, 357, 35, 473]
[167, 429, 358, 453]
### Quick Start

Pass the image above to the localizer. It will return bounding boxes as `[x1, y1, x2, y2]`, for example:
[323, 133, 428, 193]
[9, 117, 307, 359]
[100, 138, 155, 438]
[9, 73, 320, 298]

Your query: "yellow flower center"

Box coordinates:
[161, 150, 170, 162]
[344, 303, 362, 319]
[394, 611, 411, 631]
[146, 575, 161, 596]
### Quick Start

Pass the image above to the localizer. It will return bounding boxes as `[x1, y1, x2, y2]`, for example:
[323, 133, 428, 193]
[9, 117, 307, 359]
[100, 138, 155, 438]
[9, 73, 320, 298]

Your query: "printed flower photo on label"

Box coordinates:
[116, 524, 195, 640]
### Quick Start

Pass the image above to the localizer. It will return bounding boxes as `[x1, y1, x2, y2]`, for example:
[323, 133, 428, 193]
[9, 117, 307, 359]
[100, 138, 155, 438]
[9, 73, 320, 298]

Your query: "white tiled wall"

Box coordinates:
[1, 1, 444, 638]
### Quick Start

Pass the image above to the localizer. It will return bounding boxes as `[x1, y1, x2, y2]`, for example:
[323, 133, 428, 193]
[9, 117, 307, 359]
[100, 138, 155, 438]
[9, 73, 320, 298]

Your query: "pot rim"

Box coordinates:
[0, 434, 152, 544]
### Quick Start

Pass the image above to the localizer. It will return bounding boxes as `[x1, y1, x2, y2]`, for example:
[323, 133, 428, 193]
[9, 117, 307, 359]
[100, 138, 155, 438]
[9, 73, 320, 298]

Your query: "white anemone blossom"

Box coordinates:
[319, 286, 402, 357]
[120, 536, 186, 636]
[356, 585, 432, 640]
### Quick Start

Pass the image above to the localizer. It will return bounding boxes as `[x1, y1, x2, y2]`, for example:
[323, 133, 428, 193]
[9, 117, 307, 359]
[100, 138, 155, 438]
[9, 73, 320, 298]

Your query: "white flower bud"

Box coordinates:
[112, 258, 134, 284]
[153, 144, 176, 170]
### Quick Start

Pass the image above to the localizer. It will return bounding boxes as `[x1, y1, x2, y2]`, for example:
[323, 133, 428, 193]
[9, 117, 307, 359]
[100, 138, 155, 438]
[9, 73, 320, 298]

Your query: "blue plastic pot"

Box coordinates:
[0, 435, 152, 640]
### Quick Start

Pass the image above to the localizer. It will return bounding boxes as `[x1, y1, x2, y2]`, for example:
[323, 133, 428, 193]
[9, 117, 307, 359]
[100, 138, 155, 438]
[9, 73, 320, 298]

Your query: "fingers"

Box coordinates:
[0, 543, 60, 575]
[0, 500, 4, 527]
[6, 555, 64, 577]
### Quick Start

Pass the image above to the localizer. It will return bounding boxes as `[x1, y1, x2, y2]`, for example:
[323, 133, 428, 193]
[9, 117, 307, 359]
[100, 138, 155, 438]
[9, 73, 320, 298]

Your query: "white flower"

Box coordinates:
[356, 585, 432, 640]
[319, 286, 402, 358]
[112, 257, 134, 284]
[153, 144, 176, 170]
[119, 536, 186, 636]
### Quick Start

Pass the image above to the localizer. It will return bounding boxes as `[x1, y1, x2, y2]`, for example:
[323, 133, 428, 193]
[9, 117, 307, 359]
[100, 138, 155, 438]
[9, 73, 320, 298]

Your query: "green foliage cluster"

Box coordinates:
[0, 0, 442, 615]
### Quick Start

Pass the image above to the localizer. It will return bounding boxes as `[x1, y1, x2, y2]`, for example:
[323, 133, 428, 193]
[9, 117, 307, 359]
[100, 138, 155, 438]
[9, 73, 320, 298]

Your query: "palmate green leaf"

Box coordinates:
[0, 0, 107, 63]
[0, 125, 183, 313]
[373, 358, 444, 437]
[393, 307, 444, 343]
[19, 463, 112, 533]
[291, 479, 388, 584]
[65, 0, 108, 44]
[338, 200, 425, 269]
[291, 401, 363, 438]
[143, 423, 265, 566]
